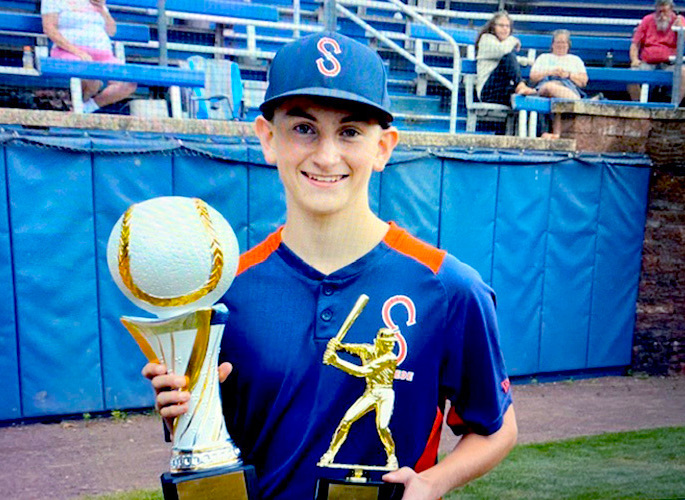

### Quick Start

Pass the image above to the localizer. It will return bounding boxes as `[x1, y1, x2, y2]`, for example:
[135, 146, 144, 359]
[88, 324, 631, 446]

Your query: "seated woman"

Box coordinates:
[41, 0, 136, 113]
[529, 29, 588, 100]
[476, 11, 536, 106]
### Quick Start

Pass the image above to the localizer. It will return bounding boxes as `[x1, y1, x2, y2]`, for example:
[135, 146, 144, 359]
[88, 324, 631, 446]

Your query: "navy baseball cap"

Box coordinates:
[260, 32, 393, 122]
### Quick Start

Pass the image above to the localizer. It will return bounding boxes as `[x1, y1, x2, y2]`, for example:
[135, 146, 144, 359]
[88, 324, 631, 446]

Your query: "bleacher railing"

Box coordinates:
[338, 0, 460, 133]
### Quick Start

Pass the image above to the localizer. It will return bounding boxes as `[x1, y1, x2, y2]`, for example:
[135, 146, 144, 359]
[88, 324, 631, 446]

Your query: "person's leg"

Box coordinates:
[319, 395, 374, 464]
[92, 81, 137, 108]
[82, 80, 103, 101]
[481, 52, 534, 105]
[628, 62, 655, 101]
[679, 66, 685, 104]
[87, 49, 137, 109]
[538, 81, 581, 100]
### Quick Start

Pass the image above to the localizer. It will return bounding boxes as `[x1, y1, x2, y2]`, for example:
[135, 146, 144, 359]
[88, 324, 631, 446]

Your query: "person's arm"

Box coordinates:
[629, 42, 642, 67]
[91, 0, 117, 37]
[630, 18, 646, 67]
[477, 34, 520, 61]
[528, 54, 547, 83]
[383, 405, 518, 499]
[569, 56, 588, 88]
[41, 13, 93, 60]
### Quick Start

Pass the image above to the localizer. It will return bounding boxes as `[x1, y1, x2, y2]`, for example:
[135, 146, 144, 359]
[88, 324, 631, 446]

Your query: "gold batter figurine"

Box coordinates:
[317, 294, 400, 470]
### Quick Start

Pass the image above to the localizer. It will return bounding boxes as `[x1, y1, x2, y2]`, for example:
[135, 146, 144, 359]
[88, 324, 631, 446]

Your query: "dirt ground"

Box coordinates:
[2, 375, 684, 500]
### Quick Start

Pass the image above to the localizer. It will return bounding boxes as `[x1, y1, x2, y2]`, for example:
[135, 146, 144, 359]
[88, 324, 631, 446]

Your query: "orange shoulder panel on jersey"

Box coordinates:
[383, 222, 446, 274]
[236, 227, 283, 275]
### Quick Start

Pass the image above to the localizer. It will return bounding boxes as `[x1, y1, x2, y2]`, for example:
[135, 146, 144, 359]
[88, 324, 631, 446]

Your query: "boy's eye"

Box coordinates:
[293, 123, 315, 135]
[341, 128, 360, 138]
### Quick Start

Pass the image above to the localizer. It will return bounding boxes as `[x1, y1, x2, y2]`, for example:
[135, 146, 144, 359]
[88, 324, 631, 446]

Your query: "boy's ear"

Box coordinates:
[254, 115, 277, 165]
[373, 126, 399, 173]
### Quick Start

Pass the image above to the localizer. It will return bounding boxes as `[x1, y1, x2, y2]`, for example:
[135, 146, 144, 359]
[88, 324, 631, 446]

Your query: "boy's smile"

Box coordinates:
[255, 97, 398, 220]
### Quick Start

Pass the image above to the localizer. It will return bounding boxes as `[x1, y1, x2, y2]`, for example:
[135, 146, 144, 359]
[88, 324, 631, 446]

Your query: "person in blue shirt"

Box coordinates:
[144, 31, 517, 500]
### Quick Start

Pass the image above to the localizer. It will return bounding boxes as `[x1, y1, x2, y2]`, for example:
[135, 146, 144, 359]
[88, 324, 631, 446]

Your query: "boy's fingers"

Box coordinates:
[156, 390, 190, 409]
[218, 362, 233, 383]
[151, 374, 187, 392]
[141, 362, 167, 379]
[158, 402, 189, 419]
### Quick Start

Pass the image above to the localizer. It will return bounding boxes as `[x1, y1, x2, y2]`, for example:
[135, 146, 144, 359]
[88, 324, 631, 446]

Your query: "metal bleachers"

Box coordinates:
[0, 0, 674, 133]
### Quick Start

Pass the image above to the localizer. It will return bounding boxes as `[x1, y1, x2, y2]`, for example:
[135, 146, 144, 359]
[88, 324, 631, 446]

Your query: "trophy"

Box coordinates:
[106, 196, 257, 500]
[315, 295, 405, 500]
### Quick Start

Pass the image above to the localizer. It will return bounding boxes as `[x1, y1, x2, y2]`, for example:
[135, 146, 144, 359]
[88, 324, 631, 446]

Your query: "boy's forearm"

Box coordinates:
[419, 405, 518, 497]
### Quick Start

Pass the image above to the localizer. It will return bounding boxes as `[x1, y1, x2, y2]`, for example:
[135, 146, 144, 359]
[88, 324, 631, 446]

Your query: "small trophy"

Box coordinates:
[315, 295, 405, 500]
[107, 196, 257, 500]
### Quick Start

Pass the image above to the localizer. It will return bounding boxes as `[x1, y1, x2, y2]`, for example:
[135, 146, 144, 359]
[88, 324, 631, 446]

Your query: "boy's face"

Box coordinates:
[254, 97, 398, 219]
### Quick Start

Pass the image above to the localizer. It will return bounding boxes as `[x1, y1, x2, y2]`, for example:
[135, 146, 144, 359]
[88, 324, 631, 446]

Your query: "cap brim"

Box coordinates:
[260, 87, 393, 122]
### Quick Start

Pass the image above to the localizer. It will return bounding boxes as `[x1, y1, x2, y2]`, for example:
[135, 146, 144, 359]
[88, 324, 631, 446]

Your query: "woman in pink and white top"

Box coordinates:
[41, 0, 136, 113]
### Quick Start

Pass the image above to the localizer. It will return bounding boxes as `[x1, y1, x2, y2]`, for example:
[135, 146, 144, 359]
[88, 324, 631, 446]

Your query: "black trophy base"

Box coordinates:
[161, 465, 257, 500]
[315, 477, 404, 500]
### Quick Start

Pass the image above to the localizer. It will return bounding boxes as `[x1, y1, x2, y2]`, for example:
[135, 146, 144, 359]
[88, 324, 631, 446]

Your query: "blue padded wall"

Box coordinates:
[0, 131, 651, 420]
[0, 144, 21, 420]
[6, 145, 103, 417]
[93, 152, 173, 410]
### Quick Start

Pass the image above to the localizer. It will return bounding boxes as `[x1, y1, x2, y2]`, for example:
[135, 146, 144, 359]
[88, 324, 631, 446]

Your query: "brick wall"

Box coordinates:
[634, 170, 685, 375]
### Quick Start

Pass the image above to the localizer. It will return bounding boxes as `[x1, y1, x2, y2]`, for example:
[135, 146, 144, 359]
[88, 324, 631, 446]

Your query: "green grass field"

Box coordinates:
[449, 427, 685, 500]
[87, 427, 685, 500]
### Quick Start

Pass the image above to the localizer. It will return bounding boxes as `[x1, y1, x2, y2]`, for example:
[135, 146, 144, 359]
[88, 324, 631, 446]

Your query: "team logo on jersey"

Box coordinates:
[382, 295, 416, 382]
[316, 37, 342, 77]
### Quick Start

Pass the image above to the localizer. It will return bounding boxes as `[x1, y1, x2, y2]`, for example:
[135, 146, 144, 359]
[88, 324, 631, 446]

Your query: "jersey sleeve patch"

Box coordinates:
[383, 222, 446, 275]
[413, 406, 444, 473]
[237, 227, 283, 275]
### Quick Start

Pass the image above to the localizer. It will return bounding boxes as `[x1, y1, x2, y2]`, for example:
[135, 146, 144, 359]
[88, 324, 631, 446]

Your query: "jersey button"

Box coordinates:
[322, 285, 334, 296]
[320, 309, 333, 321]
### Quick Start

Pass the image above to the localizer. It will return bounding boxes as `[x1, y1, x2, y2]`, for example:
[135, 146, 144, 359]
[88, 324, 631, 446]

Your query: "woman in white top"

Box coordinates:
[529, 30, 588, 99]
[476, 11, 536, 106]
[41, 0, 136, 113]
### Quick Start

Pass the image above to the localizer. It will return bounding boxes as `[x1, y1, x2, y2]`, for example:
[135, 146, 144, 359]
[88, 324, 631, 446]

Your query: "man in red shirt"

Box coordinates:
[628, 0, 685, 103]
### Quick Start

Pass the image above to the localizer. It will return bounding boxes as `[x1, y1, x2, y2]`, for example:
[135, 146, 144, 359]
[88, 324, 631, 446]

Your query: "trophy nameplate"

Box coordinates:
[316, 295, 405, 500]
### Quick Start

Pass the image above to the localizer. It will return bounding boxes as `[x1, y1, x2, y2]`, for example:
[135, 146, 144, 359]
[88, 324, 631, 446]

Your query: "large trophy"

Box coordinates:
[315, 295, 405, 500]
[106, 196, 257, 500]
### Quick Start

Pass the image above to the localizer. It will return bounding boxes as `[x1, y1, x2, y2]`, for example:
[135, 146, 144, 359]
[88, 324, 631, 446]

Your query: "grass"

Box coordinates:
[83, 427, 685, 500]
[449, 427, 685, 499]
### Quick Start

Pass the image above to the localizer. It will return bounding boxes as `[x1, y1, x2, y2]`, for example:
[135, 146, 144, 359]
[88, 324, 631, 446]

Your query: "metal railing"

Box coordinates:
[672, 25, 684, 107]
[337, 0, 460, 133]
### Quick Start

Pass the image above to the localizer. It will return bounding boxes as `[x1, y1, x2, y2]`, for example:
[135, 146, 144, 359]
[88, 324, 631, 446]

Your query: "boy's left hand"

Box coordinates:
[90, 0, 106, 10]
[383, 467, 437, 500]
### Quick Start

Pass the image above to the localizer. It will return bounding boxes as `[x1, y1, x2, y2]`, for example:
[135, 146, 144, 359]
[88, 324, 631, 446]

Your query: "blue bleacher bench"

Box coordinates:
[410, 25, 634, 65]
[38, 58, 204, 117]
[39, 58, 204, 88]
[0, 12, 150, 43]
[108, 0, 279, 22]
[460, 59, 675, 136]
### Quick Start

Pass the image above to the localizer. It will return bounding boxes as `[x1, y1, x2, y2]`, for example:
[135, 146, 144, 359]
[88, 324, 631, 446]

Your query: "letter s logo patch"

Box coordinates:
[316, 37, 342, 77]
[382, 295, 416, 366]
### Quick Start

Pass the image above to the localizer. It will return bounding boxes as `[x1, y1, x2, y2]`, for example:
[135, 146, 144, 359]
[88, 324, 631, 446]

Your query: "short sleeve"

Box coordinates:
[41, 0, 59, 14]
[438, 257, 512, 436]
[572, 55, 587, 74]
[632, 17, 648, 45]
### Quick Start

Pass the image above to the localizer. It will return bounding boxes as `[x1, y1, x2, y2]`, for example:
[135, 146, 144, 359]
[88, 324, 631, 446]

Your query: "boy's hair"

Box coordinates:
[261, 96, 392, 129]
[260, 32, 393, 126]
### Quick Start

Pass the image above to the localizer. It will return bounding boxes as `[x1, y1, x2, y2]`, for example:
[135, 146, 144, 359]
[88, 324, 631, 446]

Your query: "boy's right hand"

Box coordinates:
[142, 362, 232, 426]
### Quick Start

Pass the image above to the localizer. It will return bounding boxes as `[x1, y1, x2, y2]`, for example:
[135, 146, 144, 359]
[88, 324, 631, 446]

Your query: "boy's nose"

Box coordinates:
[312, 136, 341, 169]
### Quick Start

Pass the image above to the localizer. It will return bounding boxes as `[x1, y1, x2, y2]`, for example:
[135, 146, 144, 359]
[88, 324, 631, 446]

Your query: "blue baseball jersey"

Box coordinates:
[219, 222, 511, 499]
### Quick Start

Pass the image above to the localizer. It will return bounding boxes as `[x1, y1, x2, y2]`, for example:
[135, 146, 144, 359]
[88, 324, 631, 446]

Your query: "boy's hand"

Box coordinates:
[142, 362, 232, 424]
[383, 467, 437, 500]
